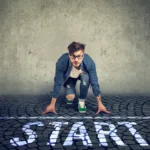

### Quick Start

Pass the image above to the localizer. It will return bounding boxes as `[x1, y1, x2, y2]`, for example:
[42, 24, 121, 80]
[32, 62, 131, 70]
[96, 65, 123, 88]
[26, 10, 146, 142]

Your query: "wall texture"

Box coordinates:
[0, 0, 150, 96]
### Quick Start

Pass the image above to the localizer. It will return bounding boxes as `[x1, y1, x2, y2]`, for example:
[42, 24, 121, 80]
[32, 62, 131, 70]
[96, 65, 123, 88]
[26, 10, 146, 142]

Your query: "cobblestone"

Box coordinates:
[0, 94, 150, 150]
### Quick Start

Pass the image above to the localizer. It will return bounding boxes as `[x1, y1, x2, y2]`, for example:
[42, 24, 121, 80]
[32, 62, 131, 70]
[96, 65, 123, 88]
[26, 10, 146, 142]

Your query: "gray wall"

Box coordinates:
[0, 0, 150, 96]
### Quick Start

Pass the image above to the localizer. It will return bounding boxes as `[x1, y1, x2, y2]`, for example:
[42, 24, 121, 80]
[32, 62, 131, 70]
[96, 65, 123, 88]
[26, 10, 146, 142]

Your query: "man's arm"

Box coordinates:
[88, 62, 101, 98]
[96, 95, 103, 105]
[51, 61, 65, 101]
[42, 61, 65, 114]
[88, 61, 110, 114]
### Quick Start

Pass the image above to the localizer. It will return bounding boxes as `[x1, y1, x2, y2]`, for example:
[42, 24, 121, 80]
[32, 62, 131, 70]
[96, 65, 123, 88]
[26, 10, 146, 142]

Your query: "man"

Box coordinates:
[42, 41, 110, 114]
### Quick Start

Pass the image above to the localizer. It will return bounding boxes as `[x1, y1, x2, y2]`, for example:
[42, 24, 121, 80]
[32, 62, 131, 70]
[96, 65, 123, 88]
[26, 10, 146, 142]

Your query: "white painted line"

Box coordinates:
[0, 116, 150, 120]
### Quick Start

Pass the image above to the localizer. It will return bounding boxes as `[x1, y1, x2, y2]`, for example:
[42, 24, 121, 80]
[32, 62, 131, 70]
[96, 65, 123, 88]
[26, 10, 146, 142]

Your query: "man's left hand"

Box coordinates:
[96, 103, 110, 114]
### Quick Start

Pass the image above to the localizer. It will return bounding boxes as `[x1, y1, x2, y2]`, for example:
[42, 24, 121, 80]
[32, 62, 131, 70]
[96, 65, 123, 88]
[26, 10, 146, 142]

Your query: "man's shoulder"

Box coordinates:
[56, 52, 68, 63]
[56, 53, 68, 70]
[58, 52, 68, 59]
[82, 53, 96, 72]
[84, 53, 95, 64]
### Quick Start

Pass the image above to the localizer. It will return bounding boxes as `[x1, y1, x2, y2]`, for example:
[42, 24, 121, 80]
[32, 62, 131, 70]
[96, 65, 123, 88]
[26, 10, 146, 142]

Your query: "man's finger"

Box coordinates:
[96, 109, 110, 114]
[42, 110, 47, 115]
[53, 110, 57, 114]
[96, 110, 100, 114]
[104, 109, 110, 114]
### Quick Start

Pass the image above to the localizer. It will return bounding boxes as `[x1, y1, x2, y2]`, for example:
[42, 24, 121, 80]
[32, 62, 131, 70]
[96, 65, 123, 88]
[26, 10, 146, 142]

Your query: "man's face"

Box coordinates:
[68, 49, 84, 67]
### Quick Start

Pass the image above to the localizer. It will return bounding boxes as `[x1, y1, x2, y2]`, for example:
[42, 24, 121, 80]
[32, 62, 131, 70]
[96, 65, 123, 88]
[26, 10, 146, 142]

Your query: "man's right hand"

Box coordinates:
[42, 104, 57, 114]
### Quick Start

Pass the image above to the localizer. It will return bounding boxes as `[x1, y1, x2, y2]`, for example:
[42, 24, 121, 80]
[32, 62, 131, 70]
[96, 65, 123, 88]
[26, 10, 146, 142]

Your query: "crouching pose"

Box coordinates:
[42, 41, 110, 114]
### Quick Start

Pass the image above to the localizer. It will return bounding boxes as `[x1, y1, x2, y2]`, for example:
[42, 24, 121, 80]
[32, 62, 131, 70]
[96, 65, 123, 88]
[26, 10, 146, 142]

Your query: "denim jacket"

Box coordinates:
[51, 52, 101, 99]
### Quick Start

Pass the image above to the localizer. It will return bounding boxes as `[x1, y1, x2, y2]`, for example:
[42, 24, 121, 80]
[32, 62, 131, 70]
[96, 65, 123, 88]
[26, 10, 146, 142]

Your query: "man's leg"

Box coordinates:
[64, 77, 78, 104]
[78, 73, 90, 112]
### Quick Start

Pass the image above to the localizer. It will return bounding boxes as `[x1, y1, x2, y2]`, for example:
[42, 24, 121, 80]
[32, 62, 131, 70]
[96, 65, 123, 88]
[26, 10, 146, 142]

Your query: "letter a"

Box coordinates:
[63, 122, 92, 146]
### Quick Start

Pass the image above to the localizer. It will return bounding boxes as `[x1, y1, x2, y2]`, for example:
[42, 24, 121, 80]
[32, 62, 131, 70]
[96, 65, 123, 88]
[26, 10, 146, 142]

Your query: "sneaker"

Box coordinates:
[66, 98, 73, 104]
[78, 103, 86, 113]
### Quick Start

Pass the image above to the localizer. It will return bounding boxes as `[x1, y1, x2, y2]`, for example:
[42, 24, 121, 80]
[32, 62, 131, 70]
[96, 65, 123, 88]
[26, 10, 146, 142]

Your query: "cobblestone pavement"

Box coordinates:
[0, 94, 150, 150]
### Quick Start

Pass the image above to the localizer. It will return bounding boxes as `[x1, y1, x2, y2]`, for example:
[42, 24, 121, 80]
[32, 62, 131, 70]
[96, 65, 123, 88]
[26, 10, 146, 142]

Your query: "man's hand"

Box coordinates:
[96, 103, 110, 114]
[42, 104, 57, 114]
[95, 95, 110, 114]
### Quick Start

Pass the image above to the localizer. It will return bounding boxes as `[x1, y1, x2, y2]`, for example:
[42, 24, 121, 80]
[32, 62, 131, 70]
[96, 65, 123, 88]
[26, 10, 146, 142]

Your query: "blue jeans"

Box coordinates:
[63, 73, 90, 99]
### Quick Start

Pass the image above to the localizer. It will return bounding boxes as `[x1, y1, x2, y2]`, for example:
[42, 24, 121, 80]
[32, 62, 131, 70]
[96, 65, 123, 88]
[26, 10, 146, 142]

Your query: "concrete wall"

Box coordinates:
[0, 0, 150, 96]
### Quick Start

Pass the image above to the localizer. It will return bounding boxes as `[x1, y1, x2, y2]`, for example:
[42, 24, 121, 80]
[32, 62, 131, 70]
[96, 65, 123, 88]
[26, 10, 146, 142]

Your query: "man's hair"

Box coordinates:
[68, 41, 86, 55]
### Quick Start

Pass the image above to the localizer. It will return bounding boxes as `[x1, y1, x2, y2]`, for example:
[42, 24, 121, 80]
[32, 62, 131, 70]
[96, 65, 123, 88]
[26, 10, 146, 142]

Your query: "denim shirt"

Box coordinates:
[51, 52, 101, 99]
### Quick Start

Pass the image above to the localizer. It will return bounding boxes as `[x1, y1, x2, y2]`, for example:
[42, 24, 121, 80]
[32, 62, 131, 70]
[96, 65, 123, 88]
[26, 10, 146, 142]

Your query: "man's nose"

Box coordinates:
[75, 57, 78, 61]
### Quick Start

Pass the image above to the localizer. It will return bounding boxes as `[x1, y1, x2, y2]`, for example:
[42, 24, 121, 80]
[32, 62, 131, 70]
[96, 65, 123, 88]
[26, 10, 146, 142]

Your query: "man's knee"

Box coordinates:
[66, 94, 75, 100]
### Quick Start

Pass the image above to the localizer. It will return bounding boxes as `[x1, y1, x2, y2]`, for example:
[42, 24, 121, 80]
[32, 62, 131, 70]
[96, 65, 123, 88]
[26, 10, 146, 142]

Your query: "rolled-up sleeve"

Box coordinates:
[88, 62, 101, 97]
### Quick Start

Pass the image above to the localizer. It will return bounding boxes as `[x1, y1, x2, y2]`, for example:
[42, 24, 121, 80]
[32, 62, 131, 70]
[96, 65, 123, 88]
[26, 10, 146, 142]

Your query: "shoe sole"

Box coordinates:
[78, 106, 86, 113]
[79, 111, 86, 113]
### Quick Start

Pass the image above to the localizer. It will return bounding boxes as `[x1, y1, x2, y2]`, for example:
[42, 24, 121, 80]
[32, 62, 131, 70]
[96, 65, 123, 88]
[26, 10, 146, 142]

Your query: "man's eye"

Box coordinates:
[73, 55, 79, 57]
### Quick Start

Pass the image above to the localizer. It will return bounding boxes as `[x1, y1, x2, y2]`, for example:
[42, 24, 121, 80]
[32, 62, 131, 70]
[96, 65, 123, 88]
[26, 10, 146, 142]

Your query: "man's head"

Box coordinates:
[68, 41, 86, 67]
